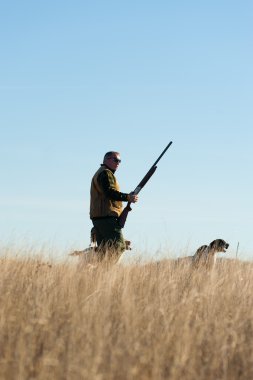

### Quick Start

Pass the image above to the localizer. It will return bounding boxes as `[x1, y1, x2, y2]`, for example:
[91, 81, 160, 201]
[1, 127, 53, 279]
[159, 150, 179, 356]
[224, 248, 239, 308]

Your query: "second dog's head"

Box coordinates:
[209, 239, 229, 253]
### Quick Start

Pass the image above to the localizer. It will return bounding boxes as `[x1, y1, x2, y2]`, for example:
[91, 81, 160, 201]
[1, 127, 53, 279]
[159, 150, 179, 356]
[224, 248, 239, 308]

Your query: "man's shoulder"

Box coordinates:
[97, 166, 111, 175]
[94, 166, 113, 182]
[93, 166, 109, 177]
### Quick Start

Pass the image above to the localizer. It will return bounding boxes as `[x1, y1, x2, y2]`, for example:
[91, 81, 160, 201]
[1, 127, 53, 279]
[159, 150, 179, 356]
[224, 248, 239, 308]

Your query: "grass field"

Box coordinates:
[1, 248, 253, 380]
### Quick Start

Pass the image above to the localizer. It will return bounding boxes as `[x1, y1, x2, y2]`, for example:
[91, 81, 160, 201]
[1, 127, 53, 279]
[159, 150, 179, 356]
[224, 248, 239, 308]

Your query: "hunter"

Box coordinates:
[90, 151, 138, 260]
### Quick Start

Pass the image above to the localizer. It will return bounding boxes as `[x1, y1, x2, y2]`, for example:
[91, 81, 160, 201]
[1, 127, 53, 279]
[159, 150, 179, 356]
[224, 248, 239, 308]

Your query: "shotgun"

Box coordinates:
[118, 141, 173, 228]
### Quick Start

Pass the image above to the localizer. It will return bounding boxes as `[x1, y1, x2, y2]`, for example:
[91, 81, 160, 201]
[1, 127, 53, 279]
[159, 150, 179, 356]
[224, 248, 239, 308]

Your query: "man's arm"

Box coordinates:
[98, 170, 129, 201]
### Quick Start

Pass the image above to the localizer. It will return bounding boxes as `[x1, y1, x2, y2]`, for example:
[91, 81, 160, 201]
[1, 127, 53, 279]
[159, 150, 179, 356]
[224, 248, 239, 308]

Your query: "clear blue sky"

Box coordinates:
[1, 1, 252, 260]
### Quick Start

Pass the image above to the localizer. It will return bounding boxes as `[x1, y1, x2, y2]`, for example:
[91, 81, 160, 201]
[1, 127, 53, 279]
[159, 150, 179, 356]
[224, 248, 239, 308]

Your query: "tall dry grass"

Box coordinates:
[1, 249, 253, 380]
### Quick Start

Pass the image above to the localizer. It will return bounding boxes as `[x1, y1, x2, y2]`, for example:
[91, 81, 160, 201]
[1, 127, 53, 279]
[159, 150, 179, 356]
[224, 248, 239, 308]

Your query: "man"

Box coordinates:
[90, 151, 138, 260]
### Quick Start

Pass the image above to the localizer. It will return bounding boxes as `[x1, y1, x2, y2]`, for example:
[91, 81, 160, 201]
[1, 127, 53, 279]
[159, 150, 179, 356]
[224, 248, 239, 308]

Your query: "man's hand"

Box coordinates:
[127, 193, 138, 203]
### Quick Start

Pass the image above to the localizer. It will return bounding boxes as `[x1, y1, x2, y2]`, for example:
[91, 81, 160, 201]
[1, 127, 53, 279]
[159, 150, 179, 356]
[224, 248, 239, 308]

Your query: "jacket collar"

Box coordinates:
[101, 164, 115, 174]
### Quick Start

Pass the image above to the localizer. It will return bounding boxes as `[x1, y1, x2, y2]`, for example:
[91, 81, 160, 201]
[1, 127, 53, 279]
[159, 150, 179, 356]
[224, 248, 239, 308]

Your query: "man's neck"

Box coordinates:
[101, 164, 115, 174]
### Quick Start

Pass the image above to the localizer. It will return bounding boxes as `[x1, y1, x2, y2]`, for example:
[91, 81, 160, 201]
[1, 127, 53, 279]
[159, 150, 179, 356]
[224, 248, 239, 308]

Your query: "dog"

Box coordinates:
[69, 225, 132, 266]
[178, 239, 229, 270]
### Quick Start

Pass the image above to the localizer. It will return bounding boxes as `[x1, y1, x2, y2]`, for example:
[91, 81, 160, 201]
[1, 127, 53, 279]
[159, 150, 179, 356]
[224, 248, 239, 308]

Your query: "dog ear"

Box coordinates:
[218, 239, 228, 247]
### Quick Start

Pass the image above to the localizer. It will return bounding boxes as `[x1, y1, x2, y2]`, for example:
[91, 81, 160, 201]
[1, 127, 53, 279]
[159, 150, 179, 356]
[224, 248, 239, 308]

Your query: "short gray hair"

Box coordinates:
[103, 151, 120, 162]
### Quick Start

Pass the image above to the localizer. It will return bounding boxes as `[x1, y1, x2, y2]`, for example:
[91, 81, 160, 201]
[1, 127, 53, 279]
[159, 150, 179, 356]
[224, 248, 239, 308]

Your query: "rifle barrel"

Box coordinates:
[153, 141, 173, 167]
[118, 141, 173, 228]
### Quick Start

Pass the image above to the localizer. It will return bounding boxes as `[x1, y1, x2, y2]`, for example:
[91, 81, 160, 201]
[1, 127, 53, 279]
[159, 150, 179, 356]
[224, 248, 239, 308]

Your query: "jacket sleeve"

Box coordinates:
[98, 170, 129, 202]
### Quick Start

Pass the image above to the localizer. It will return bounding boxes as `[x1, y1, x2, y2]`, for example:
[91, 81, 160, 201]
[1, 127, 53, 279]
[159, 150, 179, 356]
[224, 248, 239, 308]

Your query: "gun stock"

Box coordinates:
[118, 202, 132, 229]
[118, 142, 172, 228]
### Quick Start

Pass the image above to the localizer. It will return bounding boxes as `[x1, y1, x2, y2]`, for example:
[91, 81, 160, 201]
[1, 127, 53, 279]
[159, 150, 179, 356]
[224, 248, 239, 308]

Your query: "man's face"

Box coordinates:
[104, 154, 121, 171]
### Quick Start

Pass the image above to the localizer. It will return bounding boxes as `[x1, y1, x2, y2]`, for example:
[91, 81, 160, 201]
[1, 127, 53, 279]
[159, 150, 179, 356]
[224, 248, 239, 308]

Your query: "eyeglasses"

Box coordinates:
[110, 157, 121, 163]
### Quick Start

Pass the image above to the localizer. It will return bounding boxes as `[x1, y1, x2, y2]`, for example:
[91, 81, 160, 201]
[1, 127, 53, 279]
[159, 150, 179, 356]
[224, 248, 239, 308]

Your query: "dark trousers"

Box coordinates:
[92, 217, 126, 259]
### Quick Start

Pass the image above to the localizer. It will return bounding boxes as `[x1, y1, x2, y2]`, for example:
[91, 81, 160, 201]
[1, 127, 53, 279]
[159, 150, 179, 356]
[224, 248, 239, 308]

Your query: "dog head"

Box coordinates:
[209, 239, 229, 253]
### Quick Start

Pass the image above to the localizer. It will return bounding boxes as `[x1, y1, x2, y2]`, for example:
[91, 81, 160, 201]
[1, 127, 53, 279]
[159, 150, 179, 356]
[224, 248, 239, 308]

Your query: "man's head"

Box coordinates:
[103, 151, 121, 171]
